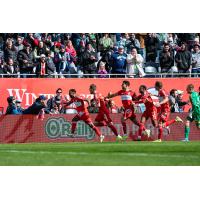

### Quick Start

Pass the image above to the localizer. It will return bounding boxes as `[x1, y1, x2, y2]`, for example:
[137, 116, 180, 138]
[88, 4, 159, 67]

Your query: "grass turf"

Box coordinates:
[0, 141, 200, 166]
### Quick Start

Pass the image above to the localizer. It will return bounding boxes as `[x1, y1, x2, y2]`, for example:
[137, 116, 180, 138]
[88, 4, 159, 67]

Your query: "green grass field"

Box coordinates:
[0, 141, 200, 166]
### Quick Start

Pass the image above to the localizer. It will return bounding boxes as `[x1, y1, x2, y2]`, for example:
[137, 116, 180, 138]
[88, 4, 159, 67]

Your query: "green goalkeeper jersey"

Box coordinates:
[190, 91, 200, 121]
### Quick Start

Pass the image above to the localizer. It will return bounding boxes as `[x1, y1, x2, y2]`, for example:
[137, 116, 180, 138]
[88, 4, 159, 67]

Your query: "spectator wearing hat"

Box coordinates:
[17, 43, 35, 78]
[36, 54, 56, 78]
[81, 43, 98, 77]
[111, 46, 127, 77]
[23, 95, 50, 115]
[191, 44, 200, 76]
[159, 43, 174, 73]
[175, 43, 191, 74]
[126, 48, 145, 78]
[5, 96, 22, 115]
[98, 61, 108, 78]
[15, 100, 24, 113]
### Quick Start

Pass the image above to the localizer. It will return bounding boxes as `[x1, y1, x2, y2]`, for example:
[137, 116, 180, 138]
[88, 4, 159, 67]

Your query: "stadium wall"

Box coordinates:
[0, 113, 199, 143]
[0, 78, 199, 111]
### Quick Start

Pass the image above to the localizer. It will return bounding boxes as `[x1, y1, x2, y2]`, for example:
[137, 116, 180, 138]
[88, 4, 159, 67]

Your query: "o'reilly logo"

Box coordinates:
[45, 117, 95, 140]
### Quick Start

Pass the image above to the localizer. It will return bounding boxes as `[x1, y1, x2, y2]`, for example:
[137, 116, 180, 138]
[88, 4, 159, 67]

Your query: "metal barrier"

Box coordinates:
[0, 73, 200, 78]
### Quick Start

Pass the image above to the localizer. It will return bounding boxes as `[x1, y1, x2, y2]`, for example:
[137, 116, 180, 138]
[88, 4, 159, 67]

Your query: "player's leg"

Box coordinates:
[71, 115, 80, 135]
[182, 120, 190, 142]
[137, 115, 147, 140]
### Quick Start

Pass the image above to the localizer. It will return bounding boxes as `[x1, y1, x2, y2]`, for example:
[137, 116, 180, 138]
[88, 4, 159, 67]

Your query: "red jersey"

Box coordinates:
[66, 97, 89, 116]
[117, 90, 137, 109]
[158, 89, 170, 111]
[135, 92, 156, 111]
[92, 92, 108, 113]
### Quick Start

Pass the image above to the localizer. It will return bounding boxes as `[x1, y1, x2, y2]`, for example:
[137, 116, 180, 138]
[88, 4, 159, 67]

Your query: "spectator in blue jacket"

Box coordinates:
[111, 46, 127, 77]
[5, 96, 22, 115]
[23, 95, 50, 115]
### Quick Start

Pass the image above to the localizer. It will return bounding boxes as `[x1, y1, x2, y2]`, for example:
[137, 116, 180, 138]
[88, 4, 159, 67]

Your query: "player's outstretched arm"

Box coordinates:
[106, 92, 118, 99]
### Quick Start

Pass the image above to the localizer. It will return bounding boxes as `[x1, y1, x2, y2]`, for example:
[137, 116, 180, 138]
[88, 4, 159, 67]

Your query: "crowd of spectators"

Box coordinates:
[0, 33, 200, 78]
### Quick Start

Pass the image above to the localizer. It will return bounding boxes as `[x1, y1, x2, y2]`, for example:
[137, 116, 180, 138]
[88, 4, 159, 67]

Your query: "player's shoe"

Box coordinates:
[116, 135, 123, 141]
[122, 134, 128, 141]
[137, 135, 142, 141]
[143, 129, 151, 137]
[153, 139, 162, 142]
[165, 126, 171, 134]
[100, 135, 105, 143]
[181, 138, 189, 142]
[175, 116, 183, 123]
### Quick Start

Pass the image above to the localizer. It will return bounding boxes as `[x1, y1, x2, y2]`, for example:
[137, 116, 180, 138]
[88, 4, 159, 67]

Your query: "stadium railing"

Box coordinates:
[0, 73, 200, 78]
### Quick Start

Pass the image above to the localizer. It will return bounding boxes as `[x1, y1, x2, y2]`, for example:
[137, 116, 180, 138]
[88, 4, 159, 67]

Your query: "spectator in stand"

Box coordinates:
[169, 89, 179, 112]
[47, 88, 63, 111]
[0, 57, 6, 77]
[176, 90, 189, 112]
[4, 38, 17, 64]
[17, 43, 35, 78]
[34, 41, 47, 61]
[36, 54, 56, 78]
[98, 61, 108, 78]
[82, 43, 98, 77]
[136, 33, 147, 60]
[126, 33, 140, 53]
[99, 33, 113, 53]
[145, 33, 159, 63]
[111, 46, 127, 77]
[126, 48, 145, 77]
[191, 44, 200, 76]
[5, 96, 22, 115]
[14, 36, 24, 52]
[23, 33, 39, 49]
[159, 43, 174, 73]
[23, 95, 50, 115]
[175, 42, 191, 74]
[15, 100, 24, 113]
[65, 40, 77, 58]
[4, 58, 19, 77]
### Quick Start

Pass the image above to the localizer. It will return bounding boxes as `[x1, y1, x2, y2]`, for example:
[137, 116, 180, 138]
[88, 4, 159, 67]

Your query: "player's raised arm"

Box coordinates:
[106, 91, 119, 99]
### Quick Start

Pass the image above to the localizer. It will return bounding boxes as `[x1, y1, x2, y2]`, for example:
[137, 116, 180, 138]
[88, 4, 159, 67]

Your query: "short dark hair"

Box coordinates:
[69, 89, 76, 93]
[56, 88, 62, 93]
[187, 84, 194, 90]
[122, 80, 130, 86]
[89, 84, 97, 90]
[155, 81, 163, 89]
[170, 89, 177, 95]
[140, 85, 147, 90]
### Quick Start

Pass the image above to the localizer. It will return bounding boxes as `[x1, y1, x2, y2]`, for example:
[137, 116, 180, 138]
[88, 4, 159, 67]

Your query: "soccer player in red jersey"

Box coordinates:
[64, 89, 104, 142]
[89, 84, 122, 141]
[107, 80, 142, 139]
[154, 81, 183, 142]
[133, 85, 157, 140]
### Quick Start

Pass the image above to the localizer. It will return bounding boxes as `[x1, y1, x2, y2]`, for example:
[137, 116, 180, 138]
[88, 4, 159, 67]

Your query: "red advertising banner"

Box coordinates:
[0, 78, 199, 111]
[0, 113, 199, 144]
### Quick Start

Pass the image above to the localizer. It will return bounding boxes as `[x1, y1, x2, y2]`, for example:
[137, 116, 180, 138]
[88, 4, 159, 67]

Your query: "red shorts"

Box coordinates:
[74, 113, 93, 124]
[158, 109, 170, 122]
[123, 108, 136, 119]
[95, 112, 112, 124]
[142, 108, 157, 121]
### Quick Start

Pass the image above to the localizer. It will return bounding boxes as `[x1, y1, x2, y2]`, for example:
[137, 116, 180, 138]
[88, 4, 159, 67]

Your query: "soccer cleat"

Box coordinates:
[122, 134, 128, 141]
[153, 139, 162, 142]
[100, 135, 105, 143]
[137, 136, 142, 141]
[175, 116, 183, 123]
[143, 129, 151, 137]
[165, 126, 171, 134]
[116, 135, 123, 141]
[181, 138, 190, 142]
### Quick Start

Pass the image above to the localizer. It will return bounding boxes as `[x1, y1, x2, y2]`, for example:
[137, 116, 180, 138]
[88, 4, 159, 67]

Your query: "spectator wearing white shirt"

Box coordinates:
[191, 44, 200, 76]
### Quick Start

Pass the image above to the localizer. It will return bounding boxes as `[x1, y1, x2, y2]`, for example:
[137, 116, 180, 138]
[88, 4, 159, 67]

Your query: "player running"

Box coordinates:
[107, 80, 145, 140]
[89, 84, 122, 141]
[182, 84, 200, 142]
[133, 85, 157, 140]
[64, 89, 104, 143]
[154, 81, 183, 142]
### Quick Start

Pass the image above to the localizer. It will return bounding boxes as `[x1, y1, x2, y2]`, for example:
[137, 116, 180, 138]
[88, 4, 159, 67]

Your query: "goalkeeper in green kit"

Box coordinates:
[182, 84, 200, 142]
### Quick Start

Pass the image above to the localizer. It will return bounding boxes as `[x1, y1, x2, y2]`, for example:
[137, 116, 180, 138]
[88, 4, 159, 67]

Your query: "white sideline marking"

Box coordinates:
[0, 150, 199, 158]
